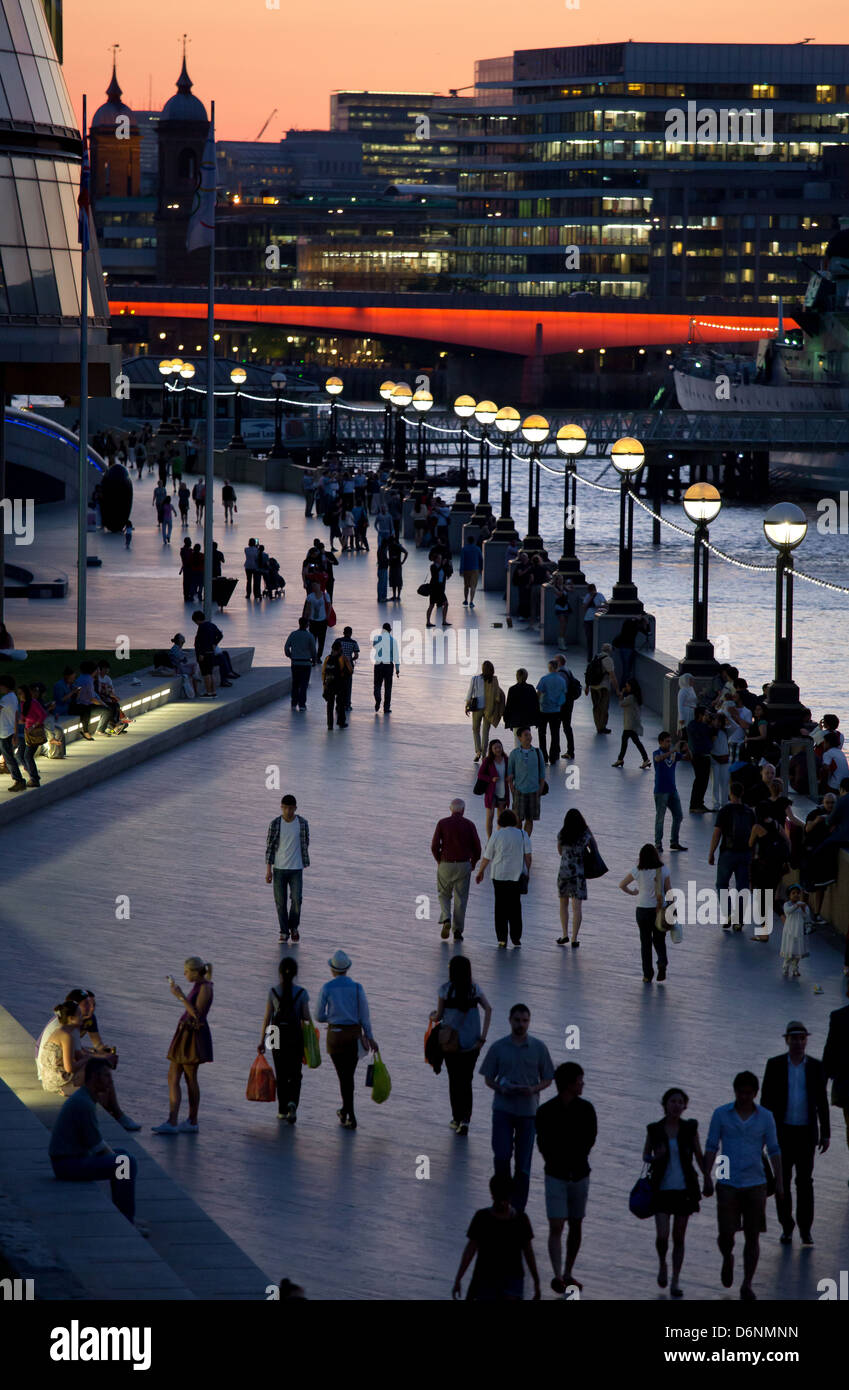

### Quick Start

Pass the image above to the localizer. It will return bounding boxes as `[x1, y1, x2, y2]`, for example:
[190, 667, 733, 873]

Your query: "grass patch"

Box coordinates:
[0, 650, 158, 691]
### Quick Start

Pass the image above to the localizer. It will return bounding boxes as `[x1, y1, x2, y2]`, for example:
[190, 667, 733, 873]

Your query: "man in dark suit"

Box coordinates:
[761, 1021, 830, 1245]
[822, 980, 849, 1185]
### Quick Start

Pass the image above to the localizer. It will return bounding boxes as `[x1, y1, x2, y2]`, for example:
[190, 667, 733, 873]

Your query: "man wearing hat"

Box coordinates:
[823, 978, 849, 1185]
[315, 952, 378, 1130]
[760, 1022, 829, 1245]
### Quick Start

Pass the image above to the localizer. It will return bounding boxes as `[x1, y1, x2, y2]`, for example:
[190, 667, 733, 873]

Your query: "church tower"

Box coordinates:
[155, 43, 210, 285]
[90, 57, 140, 201]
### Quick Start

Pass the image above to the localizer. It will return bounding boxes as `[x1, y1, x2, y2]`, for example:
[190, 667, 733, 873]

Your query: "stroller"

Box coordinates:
[263, 556, 286, 599]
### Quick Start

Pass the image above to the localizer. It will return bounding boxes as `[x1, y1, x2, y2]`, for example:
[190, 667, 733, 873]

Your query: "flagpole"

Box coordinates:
[203, 100, 215, 621]
[77, 92, 89, 652]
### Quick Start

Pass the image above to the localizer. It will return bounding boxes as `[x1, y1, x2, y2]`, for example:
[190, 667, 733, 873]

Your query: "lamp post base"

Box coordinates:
[764, 679, 808, 723]
[452, 488, 474, 511]
[228, 435, 246, 450]
[678, 639, 719, 678]
[492, 514, 519, 540]
[520, 533, 547, 557]
[556, 554, 586, 582]
[605, 581, 644, 616]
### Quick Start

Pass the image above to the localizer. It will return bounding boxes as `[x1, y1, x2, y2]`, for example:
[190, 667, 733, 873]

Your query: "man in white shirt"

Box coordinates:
[819, 731, 849, 794]
[0, 674, 25, 791]
[264, 795, 311, 942]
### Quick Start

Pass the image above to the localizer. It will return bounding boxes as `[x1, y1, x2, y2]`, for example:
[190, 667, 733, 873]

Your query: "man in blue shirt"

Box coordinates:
[507, 727, 546, 836]
[705, 1071, 783, 1302]
[536, 660, 566, 764]
[653, 730, 689, 852]
[315, 951, 378, 1130]
[686, 706, 714, 813]
[52, 666, 76, 717]
[479, 1004, 555, 1213]
[49, 1058, 140, 1226]
[459, 537, 484, 608]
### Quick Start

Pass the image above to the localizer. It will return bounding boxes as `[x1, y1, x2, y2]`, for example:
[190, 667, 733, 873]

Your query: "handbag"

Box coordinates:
[654, 867, 667, 932]
[246, 1052, 276, 1102]
[327, 603, 337, 628]
[473, 775, 488, 796]
[371, 1051, 391, 1104]
[518, 870, 530, 895]
[438, 1024, 460, 1054]
[25, 725, 47, 747]
[425, 1020, 444, 1073]
[536, 748, 549, 796]
[302, 1022, 322, 1069]
[583, 835, 608, 880]
[629, 1164, 656, 1219]
[416, 582, 431, 596]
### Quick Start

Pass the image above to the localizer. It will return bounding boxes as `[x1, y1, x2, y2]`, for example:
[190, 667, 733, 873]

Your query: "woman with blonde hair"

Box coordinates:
[465, 660, 505, 762]
[152, 958, 213, 1135]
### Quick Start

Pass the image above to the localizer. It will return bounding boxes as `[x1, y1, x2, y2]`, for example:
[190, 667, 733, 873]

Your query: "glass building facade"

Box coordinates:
[443, 42, 849, 301]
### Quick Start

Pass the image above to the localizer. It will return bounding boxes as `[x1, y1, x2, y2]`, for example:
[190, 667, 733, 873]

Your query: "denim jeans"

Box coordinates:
[377, 567, 388, 603]
[0, 734, 23, 782]
[716, 850, 751, 919]
[491, 1110, 536, 1213]
[51, 1150, 137, 1222]
[654, 790, 683, 847]
[273, 868, 303, 936]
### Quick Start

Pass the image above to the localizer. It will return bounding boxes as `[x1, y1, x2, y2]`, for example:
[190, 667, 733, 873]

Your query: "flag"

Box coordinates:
[77, 135, 91, 251]
[187, 121, 216, 252]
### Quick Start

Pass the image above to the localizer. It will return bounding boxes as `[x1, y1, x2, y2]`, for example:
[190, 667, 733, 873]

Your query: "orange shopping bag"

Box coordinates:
[246, 1051, 276, 1102]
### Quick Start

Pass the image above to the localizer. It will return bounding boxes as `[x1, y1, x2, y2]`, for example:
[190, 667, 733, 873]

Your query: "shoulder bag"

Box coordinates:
[584, 834, 608, 880]
[536, 747, 549, 795]
[629, 1163, 656, 1219]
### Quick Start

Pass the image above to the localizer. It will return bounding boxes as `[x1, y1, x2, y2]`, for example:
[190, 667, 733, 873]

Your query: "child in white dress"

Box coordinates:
[780, 884, 811, 978]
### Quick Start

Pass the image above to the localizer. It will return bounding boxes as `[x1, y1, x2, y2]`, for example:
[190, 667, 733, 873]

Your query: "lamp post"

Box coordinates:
[389, 381, 412, 482]
[763, 502, 808, 720]
[270, 369, 287, 459]
[379, 380, 396, 468]
[229, 365, 247, 448]
[520, 413, 549, 555]
[470, 399, 497, 525]
[679, 481, 722, 676]
[491, 406, 520, 539]
[452, 395, 476, 513]
[606, 436, 645, 614]
[555, 423, 587, 579]
[325, 374, 343, 464]
[411, 388, 433, 493]
[168, 358, 184, 431]
[158, 358, 175, 432]
[178, 361, 195, 439]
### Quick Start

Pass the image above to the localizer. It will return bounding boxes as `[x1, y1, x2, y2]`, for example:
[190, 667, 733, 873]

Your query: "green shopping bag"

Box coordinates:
[370, 1051, 391, 1104]
[302, 1021, 322, 1069]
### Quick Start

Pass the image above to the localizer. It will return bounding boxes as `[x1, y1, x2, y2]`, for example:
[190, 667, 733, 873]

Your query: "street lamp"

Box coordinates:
[763, 502, 808, 720]
[389, 382, 412, 479]
[555, 424, 587, 578]
[229, 365, 247, 448]
[492, 406, 520, 538]
[379, 380, 396, 468]
[271, 369, 288, 459]
[452, 395, 476, 511]
[178, 361, 195, 439]
[411, 388, 433, 489]
[471, 399, 497, 523]
[680, 481, 722, 676]
[520, 413, 549, 554]
[325, 374, 343, 461]
[158, 359, 175, 432]
[606, 436, 645, 614]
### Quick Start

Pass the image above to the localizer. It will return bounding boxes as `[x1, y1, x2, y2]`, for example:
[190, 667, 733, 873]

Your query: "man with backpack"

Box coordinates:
[507, 727, 547, 837]
[555, 656, 581, 761]
[584, 643, 618, 735]
[708, 782, 755, 930]
[264, 794, 311, 943]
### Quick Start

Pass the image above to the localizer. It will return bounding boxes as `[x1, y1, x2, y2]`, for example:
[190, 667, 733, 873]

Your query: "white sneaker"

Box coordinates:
[151, 1121, 179, 1135]
[177, 1120, 199, 1133]
[118, 1113, 141, 1131]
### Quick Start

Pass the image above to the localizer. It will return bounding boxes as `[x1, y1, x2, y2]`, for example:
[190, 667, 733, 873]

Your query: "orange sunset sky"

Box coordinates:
[63, 0, 849, 139]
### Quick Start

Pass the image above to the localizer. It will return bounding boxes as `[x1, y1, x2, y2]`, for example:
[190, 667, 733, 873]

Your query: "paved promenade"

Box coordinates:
[2, 490, 848, 1301]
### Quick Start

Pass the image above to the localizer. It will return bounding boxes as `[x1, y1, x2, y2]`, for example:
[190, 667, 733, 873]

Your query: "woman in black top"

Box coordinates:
[453, 1174, 540, 1301]
[425, 554, 452, 629]
[643, 1088, 711, 1298]
[386, 535, 409, 600]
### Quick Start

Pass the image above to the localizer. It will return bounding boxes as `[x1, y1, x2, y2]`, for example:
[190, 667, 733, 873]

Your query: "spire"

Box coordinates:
[177, 34, 192, 94]
[106, 43, 122, 104]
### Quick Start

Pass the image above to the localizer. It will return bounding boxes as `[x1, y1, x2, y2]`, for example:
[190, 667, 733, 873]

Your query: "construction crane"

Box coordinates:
[255, 109, 278, 141]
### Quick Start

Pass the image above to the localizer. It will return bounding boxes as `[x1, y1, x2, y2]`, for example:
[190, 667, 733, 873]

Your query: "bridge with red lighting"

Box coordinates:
[109, 289, 793, 356]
